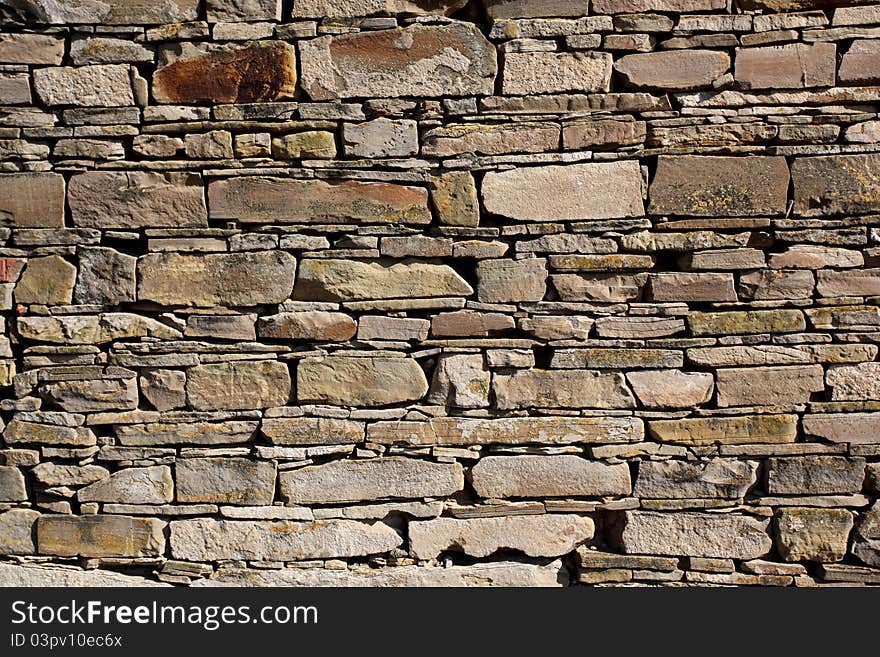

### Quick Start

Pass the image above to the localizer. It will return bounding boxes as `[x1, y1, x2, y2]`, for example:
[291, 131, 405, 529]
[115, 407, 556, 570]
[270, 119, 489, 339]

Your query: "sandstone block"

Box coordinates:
[803, 412, 880, 444]
[470, 456, 632, 498]
[116, 421, 258, 447]
[38, 516, 165, 558]
[648, 272, 736, 302]
[75, 247, 137, 305]
[716, 365, 825, 407]
[839, 40, 880, 85]
[177, 458, 276, 505]
[410, 515, 594, 559]
[207, 0, 282, 21]
[187, 361, 291, 411]
[40, 377, 138, 413]
[279, 457, 463, 505]
[14, 255, 75, 306]
[431, 310, 514, 337]
[0, 33, 64, 64]
[775, 508, 853, 563]
[272, 131, 336, 159]
[423, 122, 559, 157]
[297, 356, 428, 406]
[3, 420, 96, 447]
[299, 23, 496, 100]
[493, 369, 635, 410]
[615, 50, 729, 91]
[688, 309, 805, 336]
[482, 161, 644, 221]
[33, 64, 133, 106]
[0, 509, 39, 555]
[77, 466, 173, 505]
[140, 369, 186, 412]
[427, 354, 490, 409]
[0, 173, 65, 228]
[552, 273, 647, 302]
[592, 0, 726, 12]
[18, 313, 181, 345]
[648, 414, 798, 446]
[738, 269, 815, 300]
[792, 154, 880, 216]
[766, 456, 866, 495]
[817, 269, 880, 297]
[292, 0, 467, 18]
[476, 258, 547, 303]
[3, 0, 199, 24]
[261, 417, 364, 445]
[431, 172, 480, 227]
[0, 466, 27, 502]
[258, 312, 356, 342]
[827, 362, 880, 401]
[626, 370, 713, 409]
[503, 51, 611, 95]
[735, 43, 836, 90]
[358, 316, 429, 341]
[635, 459, 757, 499]
[343, 118, 419, 158]
[138, 251, 296, 307]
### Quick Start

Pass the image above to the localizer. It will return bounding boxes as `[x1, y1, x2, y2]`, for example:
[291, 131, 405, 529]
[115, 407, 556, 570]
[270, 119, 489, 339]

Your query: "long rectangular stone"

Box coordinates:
[279, 457, 463, 504]
[735, 43, 836, 90]
[470, 456, 631, 498]
[261, 417, 364, 445]
[366, 416, 644, 446]
[502, 51, 611, 95]
[4, 0, 199, 24]
[817, 269, 880, 297]
[802, 413, 880, 444]
[592, 0, 727, 12]
[635, 459, 758, 499]
[176, 458, 277, 505]
[482, 161, 644, 221]
[766, 456, 866, 495]
[792, 154, 880, 216]
[33, 64, 133, 107]
[0, 173, 65, 228]
[208, 177, 431, 225]
[715, 365, 825, 407]
[296, 356, 428, 406]
[688, 310, 806, 336]
[186, 361, 291, 411]
[648, 414, 799, 446]
[115, 421, 258, 447]
[649, 155, 789, 216]
[37, 515, 165, 558]
[493, 369, 635, 410]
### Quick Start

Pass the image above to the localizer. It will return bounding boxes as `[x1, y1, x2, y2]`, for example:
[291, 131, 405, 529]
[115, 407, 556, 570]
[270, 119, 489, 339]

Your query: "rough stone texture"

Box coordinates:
[297, 357, 427, 406]
[279, 457, 463, 504]
[0, 466, 27, 502]
[775, 508, 854, 563]
[477, 258, 547, 303]
[427, 354, 490, 408]
[409, 515, 594, 559]
[300, 24, 496, 100]
[75, 247, 137, 305]
[766, 457, 867, 495]
[14, 255, 75, 305]
[33, 64, 133, 106]
[503, 52, 612, 95]
[176, 458, 276, 505]
[838, 40, 880, 85]
[715, 365, 825, 407]
[493, 369, 635, 410]
[735, 43, 836, 90]
[259, 312, 356, 342]
[635, 460, 758, 499]
[615, 50, 730, 91]
[38, 515, 165, 558]
[186, 361, 291, 411]
[138, 251, 296, 306]
[78, 465, 173, 504]
[0, 509, 39, 554]
[626, 370, 713, 409]
[0, 173, 65, 227]
[791, 154, 880, 216]
[620, 512, 772, 559]
[470, 456, 631, 498]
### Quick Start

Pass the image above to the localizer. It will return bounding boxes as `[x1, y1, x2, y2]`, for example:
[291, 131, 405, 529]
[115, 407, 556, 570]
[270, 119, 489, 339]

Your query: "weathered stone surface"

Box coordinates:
[170, 518, 402, 560]
[0, 173, 65, 228]
[563, 119, 646, 150]
[359, 316, 429, 341]
[367, 416, 644, 446]
[476, 258, 546, 303]
[649, 155, 789, 216]
[195, 560, 565, 587]
[40, 377, 138, 413]
[503, 51, 611, 95]
[551, 348, 681, 370]
[292, 0, 468, 18]
[427, 354, 490, 408]
[294, 259, 471, 301]
[592, 0, 726, 11]
[494, 369, 635, 410]
[803, 413, 880, 444]
[431, 171, 480, 227]
[838, 40, 880, 85]
[735, 43, 836, 90]
[280, 457, 462, 505]
[0, 509, 39, 554]
[688, 310, 806, 336]
[0, 563, 166, 587]
[31, 463, 108, 487]
[626, 370, 713, 409]
[471, 456, 631, 498]
[791, 154, 880, 216]
[38, 515, 165, 558]
[739, 270, 815, 300]
[272, 131, 336, 159]
[138, 251, 296, 307]
[410, 515, 594, 559]
[716, 365, 824, 407]
[207, 0, 282, 21]
[300, 23, 496, 100]
[74, 247, 136, 305]
[154, 42, 296, 104]
[620, 511, 772, 559]
[0, 33, 64, 64]
[33, 64, 133, 106]
[261, 417, 364, 445]
[116, 421, 258, 447]
[140, 369, 185, 412]
[766, 457, 867, 495]
[775, 508, 854, 563]
[14, 255, 75, 305]
[553, 273, 647, 302]
[648, 272, 736, 302]
[0, 466, 27, 501]
[482, 161, 644, 221]
[520, 316, 594, 341]
[177, 458, 276, 505]
[615, 50, 729, 91]
[827, 362, 880, 401]
[2, 0, 199, 24]
[3, 420, 96, 447]
[343, 118, 419, 158]
[432, 310, 514, 337]
[298, 356, 427, 406]
[817, 270, 880, 298]
[635, 459, 758, 499]
[78, 466, 173, 504]
[69, 172, 207, 229]
[209, 177, 430, 225]
[258, 312, 356, 341]
[423, 122, 559, 157]
[648, 414, 799, 446]
[187, 361, 291, 411]
[688, 344, 875, 368]
[18, 313, 180, 345]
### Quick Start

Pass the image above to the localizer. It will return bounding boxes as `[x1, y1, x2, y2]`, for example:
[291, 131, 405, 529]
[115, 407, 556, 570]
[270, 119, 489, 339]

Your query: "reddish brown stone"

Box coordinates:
[791, 154, 880, 217]
[839, 40, 880, 87]
[153, 42, 297, 104]
[735, 43, 836, 90]
[615, 50, 729, 91]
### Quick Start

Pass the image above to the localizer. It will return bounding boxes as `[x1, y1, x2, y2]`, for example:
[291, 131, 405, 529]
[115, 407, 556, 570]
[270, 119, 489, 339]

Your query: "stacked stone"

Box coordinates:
[0, 0, 879, 588]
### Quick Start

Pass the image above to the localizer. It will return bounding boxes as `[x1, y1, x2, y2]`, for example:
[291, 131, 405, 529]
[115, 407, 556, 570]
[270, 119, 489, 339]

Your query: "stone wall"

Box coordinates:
[0, 0, 879, 588]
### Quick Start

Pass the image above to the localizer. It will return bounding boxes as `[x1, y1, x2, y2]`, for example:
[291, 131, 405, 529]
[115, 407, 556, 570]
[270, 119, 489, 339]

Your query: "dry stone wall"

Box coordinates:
[1, 0, 880, 588]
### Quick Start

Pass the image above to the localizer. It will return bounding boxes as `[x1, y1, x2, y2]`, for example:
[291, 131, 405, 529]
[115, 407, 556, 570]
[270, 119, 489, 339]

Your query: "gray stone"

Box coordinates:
[343, 118, 419, 158]
[18, 313, 181, 345]
[75, 247, 137, 305]
[0, 466, 27, 502]
[176, 458, 276, 505]
[635, 459, 758, 499]
[766, 457, 866, 495]
[0, 509, 39, 555]
[2, 0, 199, 24]
[40, 377, 138, 413]
[470, 456, 632, 498]
[493, 369, 635, 410]
[0, 563, 166, 587]
[297, 356, 428, 406]
[186, 361, 291, 411]
[279, 457, 463, 505]
[77, 466, 173, 504]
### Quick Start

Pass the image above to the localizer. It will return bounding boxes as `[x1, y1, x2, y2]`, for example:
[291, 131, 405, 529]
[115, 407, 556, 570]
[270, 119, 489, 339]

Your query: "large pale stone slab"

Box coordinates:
[502, 51, 611, 95]
[195, 560, 565, 587]
[170, 518, 402, 560]
[687, 344, 876, 368]
[427, 354, 490, 409]
[422, 122, 560, 157]
[592, 0, 726, 11]
[482, 161, 644, 221]
[715, 365, 825, 407]
[299, 23, 496, 100]
[292, 0, 467, 17]
[635, 459, 758, 499]
[187, 361, 291, 411]
[280, 457, 463, 505]
[648, 272, 736, 302]
[0, 173, 65, 228]
[0, 33, 64, 64]
[3, 420, 96, 447]
[38, 516, 165, 558]
[827, 362, 880, 401]
[626, 370, 713, 409]
[33, 65, 133, 107]
[648, 414, 799, 446]
[69, 172, 207, 229]
[0, 509, 39, 555]
[775, 508, 853, 563]
[649, 155, 789, 216]
[368, 416, 643, 446]
[297, 356, 428, 406]
[207, 0, 282, 21]
[14, 255, 75, 305]
[0, 563, 167, 587]
[476, 258, 546, 303]
[688, 310, 805, 336]
[802, 413, 880, 444]
[116, 421, 258, 447]
[154, 42, 296, 104]
[40, 377, 138, 413]
[735, 43, 836, 90]
[2, 0, 199, 24]
[839, 40, 880, 85]
[615, 50, 729, 91]
[792, 154, 880, 216]
[208, 177, 431, 225]
[77, 466, 173, 505]
[470, 456, 631, 498]
[621, 511, 772, 559]
[258, 312, 356, 342]
[294, 259, 472, 301]
[493, 369, 635, 410]
[261, 417, 364, 445]
[177, 458, 276, 505]
[138, 251, 296, 307]
[766, 457, 867, 495]
[817, 269, 880, 297]
[17, 313, 181, 345]
[410, 515, 594, 559]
